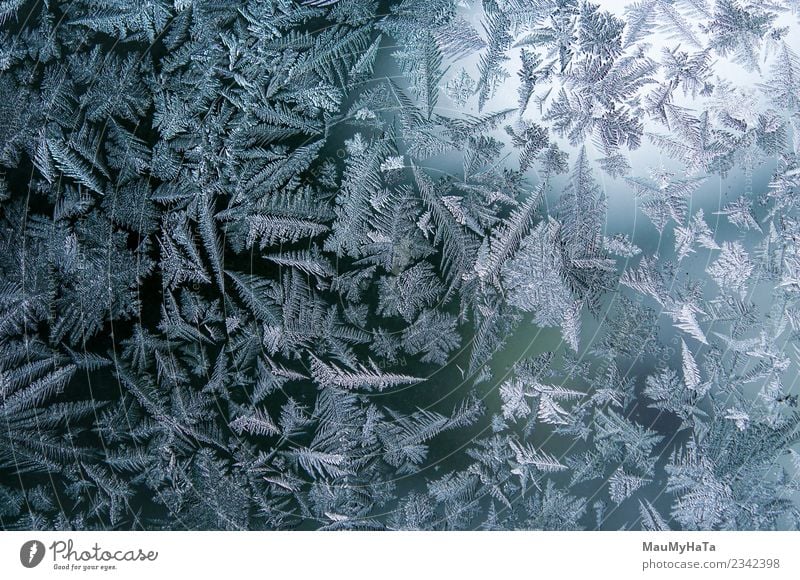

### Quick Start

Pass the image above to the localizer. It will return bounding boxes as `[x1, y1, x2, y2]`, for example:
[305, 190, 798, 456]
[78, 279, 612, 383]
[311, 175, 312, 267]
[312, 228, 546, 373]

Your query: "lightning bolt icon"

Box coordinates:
[28, 543, 38, 564]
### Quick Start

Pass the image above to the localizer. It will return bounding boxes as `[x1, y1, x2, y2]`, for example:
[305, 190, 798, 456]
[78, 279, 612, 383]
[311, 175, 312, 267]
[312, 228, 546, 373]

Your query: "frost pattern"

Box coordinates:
[0, 0, 799, 531]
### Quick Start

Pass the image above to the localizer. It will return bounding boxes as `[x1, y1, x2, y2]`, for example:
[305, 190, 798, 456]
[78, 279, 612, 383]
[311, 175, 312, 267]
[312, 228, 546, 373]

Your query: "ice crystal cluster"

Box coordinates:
[1, 0, 800, 530]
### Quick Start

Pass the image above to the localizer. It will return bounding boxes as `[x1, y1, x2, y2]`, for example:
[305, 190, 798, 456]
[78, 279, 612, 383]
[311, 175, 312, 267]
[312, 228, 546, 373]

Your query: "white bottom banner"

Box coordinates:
[1, 532, 797, 579]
